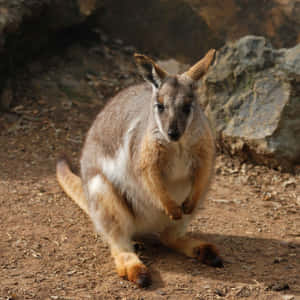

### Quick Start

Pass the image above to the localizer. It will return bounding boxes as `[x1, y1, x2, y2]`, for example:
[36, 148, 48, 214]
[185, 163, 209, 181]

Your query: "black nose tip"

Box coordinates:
[168, 129, 180, 141]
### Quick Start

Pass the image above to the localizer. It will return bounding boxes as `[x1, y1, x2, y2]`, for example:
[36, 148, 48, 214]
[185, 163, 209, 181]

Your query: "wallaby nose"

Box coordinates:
[168, 128, 180, 141]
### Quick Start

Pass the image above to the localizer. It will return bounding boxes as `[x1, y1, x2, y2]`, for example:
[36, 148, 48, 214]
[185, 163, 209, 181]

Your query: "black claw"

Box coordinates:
[211, 256, 224, 268]
[136, 273, 151, 288]
[201, 245, 224, 268]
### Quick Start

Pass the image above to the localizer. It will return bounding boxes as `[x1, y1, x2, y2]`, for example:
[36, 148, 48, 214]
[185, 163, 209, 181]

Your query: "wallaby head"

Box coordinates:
[134, 49, 215, 142]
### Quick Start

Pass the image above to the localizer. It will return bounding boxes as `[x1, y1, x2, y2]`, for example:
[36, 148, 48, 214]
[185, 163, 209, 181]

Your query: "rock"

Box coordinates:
[215, 288, 226, 297]
[199, 36, 300, 171]
[282, 295, 295, 300]
[99, 0, 300, 63]
[0, 0, 104, 106]
[236, 286, 252, 297]
[0, 79, 13, 110]
[0, 0, 103, 46]
[267, 282, 290, 291]
[273, 257, 288, 264]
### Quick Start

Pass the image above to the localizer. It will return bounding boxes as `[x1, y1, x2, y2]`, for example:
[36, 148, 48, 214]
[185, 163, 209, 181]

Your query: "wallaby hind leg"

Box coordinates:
[86, 170, 151, 287]
[160, 222, 223, 268]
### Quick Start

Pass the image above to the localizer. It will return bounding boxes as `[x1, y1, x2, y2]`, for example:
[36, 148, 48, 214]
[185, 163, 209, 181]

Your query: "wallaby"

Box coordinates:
[56, 49, 223, 288]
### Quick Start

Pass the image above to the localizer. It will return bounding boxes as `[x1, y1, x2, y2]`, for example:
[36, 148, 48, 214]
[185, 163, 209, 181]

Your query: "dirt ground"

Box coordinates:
[1, 35, 300, 300]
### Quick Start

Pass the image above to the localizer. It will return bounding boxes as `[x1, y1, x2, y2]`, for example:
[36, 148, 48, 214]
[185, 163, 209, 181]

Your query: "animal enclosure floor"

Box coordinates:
[1, 36, 300, 300]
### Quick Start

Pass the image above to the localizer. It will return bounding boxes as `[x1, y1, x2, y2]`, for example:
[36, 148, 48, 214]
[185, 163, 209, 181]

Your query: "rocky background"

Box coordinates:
[1, 0, 300, 170]
[1, 0, 299, 70]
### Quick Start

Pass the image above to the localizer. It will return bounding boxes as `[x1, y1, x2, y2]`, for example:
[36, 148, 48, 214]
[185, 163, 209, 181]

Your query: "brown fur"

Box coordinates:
[134, 53, 167, 81]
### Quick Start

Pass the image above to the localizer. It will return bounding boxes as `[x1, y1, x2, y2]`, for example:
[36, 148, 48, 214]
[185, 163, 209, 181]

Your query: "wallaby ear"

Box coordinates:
[183, 49, 216, 81]
[134, 53, 168, 88]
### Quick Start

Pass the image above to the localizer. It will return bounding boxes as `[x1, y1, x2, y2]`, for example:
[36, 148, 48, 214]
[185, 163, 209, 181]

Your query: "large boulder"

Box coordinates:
[99, 0, 300, 63]
[1, 0, 299, 75]
[0, 0, 104, 110]
[199, 36, 300, 171]
[0, 0, 102, 50]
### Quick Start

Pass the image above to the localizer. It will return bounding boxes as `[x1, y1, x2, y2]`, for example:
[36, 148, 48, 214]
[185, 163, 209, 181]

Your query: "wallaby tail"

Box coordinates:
[56, 155, 89, 215]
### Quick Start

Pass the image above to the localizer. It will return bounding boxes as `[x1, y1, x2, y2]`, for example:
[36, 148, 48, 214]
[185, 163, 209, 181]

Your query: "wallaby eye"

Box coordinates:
[182, 104, 192, 114]
[156, 103, 165, 113]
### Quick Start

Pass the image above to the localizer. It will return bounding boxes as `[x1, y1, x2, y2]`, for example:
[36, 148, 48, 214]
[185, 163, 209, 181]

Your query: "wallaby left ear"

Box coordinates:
[134, 53, 168, 88]
[183, 49, 216, 81]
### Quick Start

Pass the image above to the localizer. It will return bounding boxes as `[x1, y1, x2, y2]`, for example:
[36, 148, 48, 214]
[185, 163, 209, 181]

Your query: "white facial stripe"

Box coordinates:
[152, 88, 170, 142]
[152, 67, 162, 88]
[154, 108, 170, 142]
[151, 84, 158, 95]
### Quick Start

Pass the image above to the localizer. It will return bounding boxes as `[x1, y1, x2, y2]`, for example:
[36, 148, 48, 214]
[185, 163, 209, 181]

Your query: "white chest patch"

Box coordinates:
[168, 144, 192, 180]
[88, 174, 108, 197]
[97, 118, 142, 200]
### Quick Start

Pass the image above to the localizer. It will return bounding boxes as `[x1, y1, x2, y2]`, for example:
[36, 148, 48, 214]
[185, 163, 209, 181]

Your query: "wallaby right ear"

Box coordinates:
[134, 53, 168, 88]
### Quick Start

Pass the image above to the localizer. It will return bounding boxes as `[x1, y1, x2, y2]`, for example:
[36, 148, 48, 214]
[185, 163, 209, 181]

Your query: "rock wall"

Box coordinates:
[0, 0, 299, 171]
[0, 0, 104, 109]
[99, 0, 300, 63]
[1, 0, 299, 78]
[199, 36, 300, 171]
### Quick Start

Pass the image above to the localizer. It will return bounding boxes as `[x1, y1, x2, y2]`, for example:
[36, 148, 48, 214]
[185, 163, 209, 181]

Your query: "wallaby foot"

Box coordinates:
[160, 231, 223, 268]
[111, 246, 151, 287]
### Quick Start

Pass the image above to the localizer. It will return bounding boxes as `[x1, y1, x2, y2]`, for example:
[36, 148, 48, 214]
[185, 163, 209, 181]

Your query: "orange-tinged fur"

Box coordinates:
[134, 53, 167, 81]
[160, 231, 221, 267]
[184, 49, 216, 81]
[139, 135, 182, 219]
[113, 251, 151, 287]
[56, 157, 88, 215]
[157, 96, 164, 104]
[183, 127, 215, 214]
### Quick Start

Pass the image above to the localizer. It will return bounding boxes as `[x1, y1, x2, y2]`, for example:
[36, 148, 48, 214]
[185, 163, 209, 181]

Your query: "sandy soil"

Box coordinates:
[1, 36, 300, 300]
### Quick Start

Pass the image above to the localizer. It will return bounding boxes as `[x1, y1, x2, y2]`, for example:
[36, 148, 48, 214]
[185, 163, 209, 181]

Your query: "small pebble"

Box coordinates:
[268, 282, 290, 291]
[281, 295, 295, 300]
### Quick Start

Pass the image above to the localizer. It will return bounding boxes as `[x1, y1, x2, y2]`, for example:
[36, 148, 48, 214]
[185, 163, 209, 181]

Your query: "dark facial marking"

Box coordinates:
[156, 102, 165, 113]
[182, 103, 192, 115]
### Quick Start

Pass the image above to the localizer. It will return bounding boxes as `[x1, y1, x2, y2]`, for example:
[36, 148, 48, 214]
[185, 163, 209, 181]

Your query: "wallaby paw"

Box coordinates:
[182, 198, 194, 214]
[115, 252, 151, 288]
[165, 203, 182, 220]
[193, 243, 224, 268]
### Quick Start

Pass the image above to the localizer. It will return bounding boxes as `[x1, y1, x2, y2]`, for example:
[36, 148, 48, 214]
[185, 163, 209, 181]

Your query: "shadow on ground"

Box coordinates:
[140, 233, 300, 294]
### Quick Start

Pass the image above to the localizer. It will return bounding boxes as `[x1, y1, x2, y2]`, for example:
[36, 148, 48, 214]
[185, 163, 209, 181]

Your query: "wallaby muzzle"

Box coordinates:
[168, 123, 180, 141]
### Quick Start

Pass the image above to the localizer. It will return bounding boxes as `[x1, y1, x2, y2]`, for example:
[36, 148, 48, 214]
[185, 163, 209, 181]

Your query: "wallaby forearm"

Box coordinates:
[139, 136, 182, 219]
[183, 140, 215, 214]
[145, 162, 182, 220]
